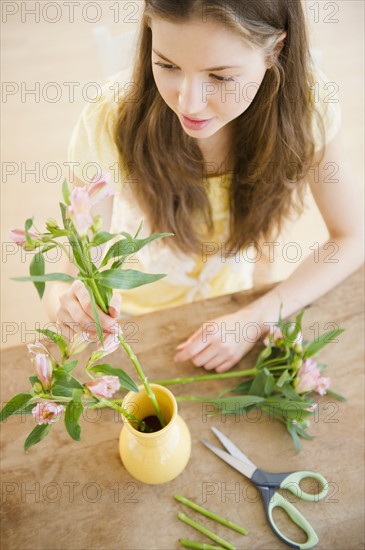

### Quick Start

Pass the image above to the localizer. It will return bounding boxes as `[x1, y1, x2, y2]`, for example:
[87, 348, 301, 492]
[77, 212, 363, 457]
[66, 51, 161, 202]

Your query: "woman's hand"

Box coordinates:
[56, 280, 122, 340]
[174, 309, 264, 373]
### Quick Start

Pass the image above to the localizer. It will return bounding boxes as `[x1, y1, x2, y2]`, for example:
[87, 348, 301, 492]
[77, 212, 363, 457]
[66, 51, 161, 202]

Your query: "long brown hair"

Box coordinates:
[115, 0, 325, 254]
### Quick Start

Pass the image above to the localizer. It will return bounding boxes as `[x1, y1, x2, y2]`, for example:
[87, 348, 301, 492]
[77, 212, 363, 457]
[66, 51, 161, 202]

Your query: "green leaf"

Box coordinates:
[30, 251, 46, 298]
[29, 375, 39, 385]
[287, 422, 301, 452]
[248, 370, 268, 397]
[276, 369, 292, 388]
[12, 273, 75, 283]
[280, 382, 303, 401]
[92, 231, 115, 246]
[52, 370, 84, 398]
[0, 393, 33, 422]
[11, 403, 35, 416]
[264, 371, 276, 395]
[62, 178, 71, 205]
[60, 202, 68, 229]
[325, 388, 347, 402]
[287, 309, 305, 343]
[65, 399, 83, 441]
[41, 243, 57, 254]
[133, 220, 143, 239]
[294, 425, 314, 440]
[25, 217, 34, 246]
[255, 344, 273, 367]
[62, 360, 78, 373]
[68, 232, 87, 271]
[89, 364, 139, 392]
[231, 380, 253, 394]
[36, 328, 68, 356]
[101, 232, 173, 267]
[24, 424, 52, 452]
[198, 395, 265, 411]
[304, 328, 345, 358]
[97, 269, 166, 290]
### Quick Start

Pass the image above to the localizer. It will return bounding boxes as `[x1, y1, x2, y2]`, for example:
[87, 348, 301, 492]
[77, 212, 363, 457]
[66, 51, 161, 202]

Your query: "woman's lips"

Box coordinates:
[181, 114, 213, 131]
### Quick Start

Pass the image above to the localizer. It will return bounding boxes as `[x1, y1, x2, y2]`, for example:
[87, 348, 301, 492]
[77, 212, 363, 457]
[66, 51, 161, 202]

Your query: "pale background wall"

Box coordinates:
[1, 1, 364, 348]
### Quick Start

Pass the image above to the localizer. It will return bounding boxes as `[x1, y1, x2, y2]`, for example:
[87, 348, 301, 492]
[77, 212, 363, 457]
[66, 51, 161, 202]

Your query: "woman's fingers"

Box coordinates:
[58, 281, 119, 336]
[109, 290, 122, 317]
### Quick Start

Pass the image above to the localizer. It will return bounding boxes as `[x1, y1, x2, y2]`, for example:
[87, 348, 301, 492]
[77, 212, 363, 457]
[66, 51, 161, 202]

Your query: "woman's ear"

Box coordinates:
[274, 32, 287, 57]
[266, 32, 287, 69]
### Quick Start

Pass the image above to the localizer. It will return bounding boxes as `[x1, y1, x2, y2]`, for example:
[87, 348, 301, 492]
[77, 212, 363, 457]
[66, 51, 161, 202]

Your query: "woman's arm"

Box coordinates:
[254, 131, 364, 323]
[174, 132, 364, 372]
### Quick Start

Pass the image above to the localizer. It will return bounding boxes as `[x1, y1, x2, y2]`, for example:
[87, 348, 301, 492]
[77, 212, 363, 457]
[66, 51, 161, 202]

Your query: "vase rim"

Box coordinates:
[122, 383, 178, 438]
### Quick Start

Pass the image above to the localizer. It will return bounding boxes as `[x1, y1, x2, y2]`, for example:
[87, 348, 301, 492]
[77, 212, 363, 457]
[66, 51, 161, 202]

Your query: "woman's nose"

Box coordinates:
[178, 77, 207, 116]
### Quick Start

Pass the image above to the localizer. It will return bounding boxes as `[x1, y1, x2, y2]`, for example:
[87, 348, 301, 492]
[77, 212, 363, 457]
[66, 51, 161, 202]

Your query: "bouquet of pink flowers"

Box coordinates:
[2, 173, 173, 447]
[157, 309, 346, 451]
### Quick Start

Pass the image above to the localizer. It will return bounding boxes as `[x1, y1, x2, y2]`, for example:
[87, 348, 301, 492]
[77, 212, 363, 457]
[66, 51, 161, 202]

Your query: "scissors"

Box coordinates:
[201, 427, 329, 550]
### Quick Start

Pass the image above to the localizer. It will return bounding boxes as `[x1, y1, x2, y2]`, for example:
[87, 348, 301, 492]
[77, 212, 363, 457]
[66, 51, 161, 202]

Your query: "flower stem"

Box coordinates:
[177, 513, 235, 550]
[89, 399, 151, 432]
[87, 277, 108, 314]
[175, 495, 248, 535]
[154, 368, 258, 387]
[179, 540, 225, 550]
[118, 334, 166, 428]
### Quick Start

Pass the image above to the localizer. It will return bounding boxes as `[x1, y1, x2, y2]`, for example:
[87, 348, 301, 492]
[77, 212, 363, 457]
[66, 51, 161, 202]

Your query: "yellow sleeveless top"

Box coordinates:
[67, 65, 341, 315]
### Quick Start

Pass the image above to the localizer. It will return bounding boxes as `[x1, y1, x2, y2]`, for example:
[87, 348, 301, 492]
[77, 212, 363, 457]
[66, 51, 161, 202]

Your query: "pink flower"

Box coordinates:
[316, 376, 331, 396]
[68, 331, 91, 355]
[33, 353, 53, 390]
[86, 376, 120, 399]
[32, 402, 64, 425]
[96, 328, 122, 356]
[66, 173, 115, 236]
[305, 403, 318, 412]
[295, 358, 331, 396]
[67, 186, 93, 236]
[8, 229, 40, 246]
[27, 341, 52, 357]
[87, 173, 115, 206]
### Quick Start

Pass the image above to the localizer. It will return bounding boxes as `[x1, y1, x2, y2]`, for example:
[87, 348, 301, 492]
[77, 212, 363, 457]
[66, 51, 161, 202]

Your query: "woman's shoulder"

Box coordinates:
[77, 67, 134, 128]
[309, 53, 342, 151]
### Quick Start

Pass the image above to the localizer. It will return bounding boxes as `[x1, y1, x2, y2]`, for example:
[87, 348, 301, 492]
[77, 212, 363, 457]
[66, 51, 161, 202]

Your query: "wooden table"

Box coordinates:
[1, 267, 364, 550]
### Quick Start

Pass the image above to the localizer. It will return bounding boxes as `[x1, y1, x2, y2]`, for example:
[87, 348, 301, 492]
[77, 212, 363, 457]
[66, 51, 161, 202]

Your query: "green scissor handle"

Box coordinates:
[280, 471, 329, 502]
[267, 491, 319, 550]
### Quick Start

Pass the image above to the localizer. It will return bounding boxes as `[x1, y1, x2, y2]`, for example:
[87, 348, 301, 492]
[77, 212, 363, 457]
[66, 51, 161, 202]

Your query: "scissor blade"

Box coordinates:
[201, 439, 257, 479]
[211, 426, 257, 469]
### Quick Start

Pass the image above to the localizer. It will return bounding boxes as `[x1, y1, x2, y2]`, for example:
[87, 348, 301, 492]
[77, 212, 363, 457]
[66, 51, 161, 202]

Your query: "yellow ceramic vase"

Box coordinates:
[119, 384, 191, 484]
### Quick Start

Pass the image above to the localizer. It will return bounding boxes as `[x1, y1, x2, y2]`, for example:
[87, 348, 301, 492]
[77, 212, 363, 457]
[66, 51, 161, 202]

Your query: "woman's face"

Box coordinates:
[150, 17, 268, 144]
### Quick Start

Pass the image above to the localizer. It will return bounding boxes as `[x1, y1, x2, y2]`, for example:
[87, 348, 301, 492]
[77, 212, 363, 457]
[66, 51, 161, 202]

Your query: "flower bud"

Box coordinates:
[33, 382, 43, 394]
[34, 353, 53, 390]
[67, 331, 91, 356]
[45, 218, 60, 232]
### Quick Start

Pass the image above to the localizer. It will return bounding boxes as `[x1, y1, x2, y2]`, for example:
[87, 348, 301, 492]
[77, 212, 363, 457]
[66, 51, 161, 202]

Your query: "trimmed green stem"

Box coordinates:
[180, 541, 225, 550]
[177, 513, 235, 550]
[118, 334, 166, 428]
[154, 368, 258, 387]
[175, 495, 248, 535]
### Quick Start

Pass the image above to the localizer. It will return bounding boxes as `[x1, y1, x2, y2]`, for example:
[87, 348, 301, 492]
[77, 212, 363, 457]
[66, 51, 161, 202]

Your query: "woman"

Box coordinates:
[48, 0, 363, 373]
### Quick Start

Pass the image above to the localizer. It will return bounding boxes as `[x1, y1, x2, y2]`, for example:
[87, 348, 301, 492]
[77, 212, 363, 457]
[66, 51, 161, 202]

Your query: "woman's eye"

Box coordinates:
[153, 62, 177, 71]
[153, 61, 235, 82]
[212, 75, 236, 82]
